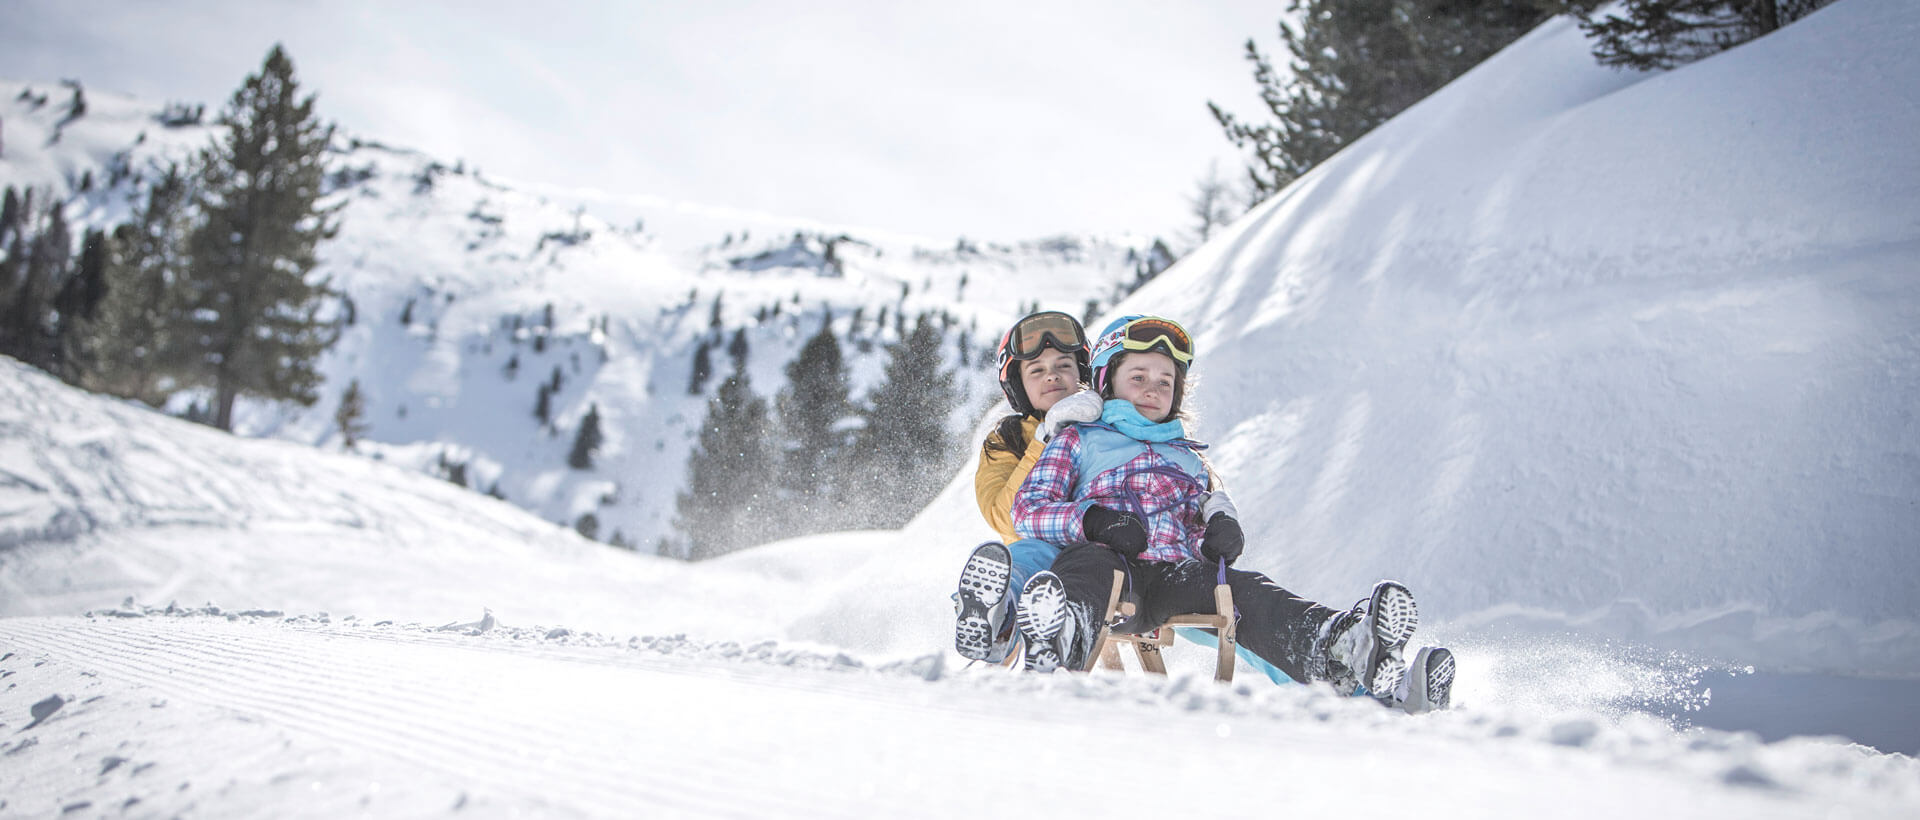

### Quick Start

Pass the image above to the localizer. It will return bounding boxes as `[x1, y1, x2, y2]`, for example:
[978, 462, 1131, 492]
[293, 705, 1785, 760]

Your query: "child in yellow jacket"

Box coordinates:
[957, 311, 1102, 663]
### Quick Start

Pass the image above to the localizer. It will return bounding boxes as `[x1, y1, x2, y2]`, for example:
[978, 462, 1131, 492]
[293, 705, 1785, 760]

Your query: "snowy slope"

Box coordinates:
[5, 353, 1918, 816]
[3, 2, 1920, 815]
[1120, 1, 1920, 674]
[2, 0, 1912, 678]
[0, 355, 968, 652]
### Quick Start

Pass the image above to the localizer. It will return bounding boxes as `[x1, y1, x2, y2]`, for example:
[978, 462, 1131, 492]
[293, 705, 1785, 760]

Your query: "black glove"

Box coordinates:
[1201, 513, 1244, 565]
[1082, 505, 1148, 555]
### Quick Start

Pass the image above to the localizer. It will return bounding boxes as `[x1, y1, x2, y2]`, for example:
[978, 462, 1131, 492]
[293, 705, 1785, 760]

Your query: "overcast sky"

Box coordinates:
[4, 1, 1287, 246]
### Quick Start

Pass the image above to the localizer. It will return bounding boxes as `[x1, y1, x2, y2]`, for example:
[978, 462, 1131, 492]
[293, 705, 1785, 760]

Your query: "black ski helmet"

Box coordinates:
[994, 310, 1092, 416]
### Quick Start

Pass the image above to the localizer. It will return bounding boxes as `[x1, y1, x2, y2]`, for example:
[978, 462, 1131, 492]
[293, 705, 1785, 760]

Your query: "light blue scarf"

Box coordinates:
[1101, 399, 1188, 443]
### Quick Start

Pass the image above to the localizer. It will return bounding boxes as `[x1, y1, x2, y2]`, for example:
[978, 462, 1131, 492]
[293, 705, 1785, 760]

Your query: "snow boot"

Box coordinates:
[1016, 571, 1075, 673]
[1392, 646, 1455, 714]
[954, 542, 1014, 663]
[1318, 580, 1419, 699]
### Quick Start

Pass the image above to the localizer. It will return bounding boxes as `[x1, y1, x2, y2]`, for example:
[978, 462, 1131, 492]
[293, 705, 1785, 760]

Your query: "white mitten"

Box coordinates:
[1038, 389, 1105, 442]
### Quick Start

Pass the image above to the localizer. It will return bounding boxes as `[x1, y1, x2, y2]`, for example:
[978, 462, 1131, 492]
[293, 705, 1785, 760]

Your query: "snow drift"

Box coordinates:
[1104, 2, 1919, 674]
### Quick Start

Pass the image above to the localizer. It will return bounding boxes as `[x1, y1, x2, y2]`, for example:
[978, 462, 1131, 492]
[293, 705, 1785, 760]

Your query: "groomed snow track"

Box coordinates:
[4, 613, 1915, 818]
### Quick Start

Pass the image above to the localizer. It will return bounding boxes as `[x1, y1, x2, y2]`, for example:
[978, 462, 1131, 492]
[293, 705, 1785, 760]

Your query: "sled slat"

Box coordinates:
[1084, 570, 1236, 682]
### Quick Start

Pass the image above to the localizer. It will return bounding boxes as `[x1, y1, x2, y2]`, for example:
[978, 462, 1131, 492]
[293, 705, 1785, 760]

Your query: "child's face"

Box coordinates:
[1020, 347, 1081, 413]
[1111, 351, 1178, 422]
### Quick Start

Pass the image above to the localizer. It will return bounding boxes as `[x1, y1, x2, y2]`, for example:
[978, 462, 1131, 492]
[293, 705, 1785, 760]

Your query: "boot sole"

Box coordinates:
[1017, 573, 1069, 673]
[1398, 646, 1456, 713]
[1422, 647, 1456, 711]
[1365, 582, 1419, 697]
[955, 542, 1012, 661]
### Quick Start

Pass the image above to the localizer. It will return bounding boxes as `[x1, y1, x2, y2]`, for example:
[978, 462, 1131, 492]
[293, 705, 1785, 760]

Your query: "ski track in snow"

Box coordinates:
[3, 612, 1917, 818]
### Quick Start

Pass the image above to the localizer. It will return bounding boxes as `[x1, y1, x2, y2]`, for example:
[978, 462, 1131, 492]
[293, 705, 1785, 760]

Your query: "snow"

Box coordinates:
[1135, 4, 1920, 677]
[3, 1, 1920, 816]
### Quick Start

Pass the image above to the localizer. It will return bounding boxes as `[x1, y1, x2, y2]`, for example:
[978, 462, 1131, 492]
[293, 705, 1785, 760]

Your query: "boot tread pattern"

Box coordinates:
[1018, 573, 1069, 673]
[1363, 582, 1418, 699]
[1371, 583, 1419, 651]
[1425, 648, 1456, 710]
[1371, 653, 1408, 701]
[955, 544, 1012, 661]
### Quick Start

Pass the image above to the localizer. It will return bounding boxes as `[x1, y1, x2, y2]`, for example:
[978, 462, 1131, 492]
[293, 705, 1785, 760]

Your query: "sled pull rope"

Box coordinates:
[1218, 558, 1240, 622]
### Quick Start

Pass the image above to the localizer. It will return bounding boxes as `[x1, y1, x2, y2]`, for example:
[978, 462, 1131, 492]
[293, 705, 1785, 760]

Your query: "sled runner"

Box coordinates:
[1086, 569, 1238, 682]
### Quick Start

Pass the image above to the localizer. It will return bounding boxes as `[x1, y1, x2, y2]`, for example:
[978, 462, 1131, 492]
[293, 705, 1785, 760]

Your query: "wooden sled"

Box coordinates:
[1085, 569, 1238, 682]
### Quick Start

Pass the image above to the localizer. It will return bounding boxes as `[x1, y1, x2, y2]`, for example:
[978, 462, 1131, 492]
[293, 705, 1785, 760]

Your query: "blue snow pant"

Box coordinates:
[1007, 538, 1061, 599]
[1011, 539, 1295, 684]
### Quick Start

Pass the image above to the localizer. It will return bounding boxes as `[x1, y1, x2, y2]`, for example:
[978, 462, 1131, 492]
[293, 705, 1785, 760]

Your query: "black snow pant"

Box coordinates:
[1050, 541, 1340, 684]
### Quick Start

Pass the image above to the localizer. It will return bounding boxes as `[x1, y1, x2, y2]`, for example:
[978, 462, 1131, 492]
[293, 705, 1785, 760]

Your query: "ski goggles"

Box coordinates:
[1003, 311, 1089, 360]
[1112, 316, 1194, 365]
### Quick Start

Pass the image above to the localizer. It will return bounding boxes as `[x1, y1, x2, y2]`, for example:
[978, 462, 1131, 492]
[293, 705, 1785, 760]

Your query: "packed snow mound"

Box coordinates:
[1096, 2, 1919, 675]
[0, 357, 881, 646]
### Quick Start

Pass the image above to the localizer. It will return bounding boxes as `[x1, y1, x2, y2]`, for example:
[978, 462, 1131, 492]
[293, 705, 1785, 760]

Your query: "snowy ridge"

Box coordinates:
[2, 75, 1155, 552]
[0, 357, 811, 641]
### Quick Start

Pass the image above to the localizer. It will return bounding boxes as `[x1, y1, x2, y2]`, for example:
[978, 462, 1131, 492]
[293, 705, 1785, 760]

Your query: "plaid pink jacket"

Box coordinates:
[1011, 424, 1209, 563]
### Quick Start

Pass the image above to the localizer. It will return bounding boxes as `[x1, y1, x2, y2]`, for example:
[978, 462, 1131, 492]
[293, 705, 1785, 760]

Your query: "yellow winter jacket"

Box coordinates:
[974, 414, 1046, 544]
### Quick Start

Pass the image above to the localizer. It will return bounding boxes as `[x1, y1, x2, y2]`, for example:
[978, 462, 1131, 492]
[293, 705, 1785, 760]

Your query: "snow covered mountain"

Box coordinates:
[0, 75, 1158, 553]
[2, 2, 1918, 815]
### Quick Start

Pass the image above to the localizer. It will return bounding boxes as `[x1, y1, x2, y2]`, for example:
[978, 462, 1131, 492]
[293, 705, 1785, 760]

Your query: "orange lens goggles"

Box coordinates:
[1119, 317, 1193, 364]
[1008, 311, 1088, 360]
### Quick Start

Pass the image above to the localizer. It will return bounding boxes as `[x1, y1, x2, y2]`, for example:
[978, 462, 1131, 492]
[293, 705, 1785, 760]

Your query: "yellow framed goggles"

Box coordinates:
[1117, 317, 1194, 364]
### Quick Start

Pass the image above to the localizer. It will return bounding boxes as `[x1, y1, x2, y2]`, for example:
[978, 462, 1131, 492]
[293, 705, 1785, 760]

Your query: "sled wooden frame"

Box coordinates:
[1085, 569, 1238, 682]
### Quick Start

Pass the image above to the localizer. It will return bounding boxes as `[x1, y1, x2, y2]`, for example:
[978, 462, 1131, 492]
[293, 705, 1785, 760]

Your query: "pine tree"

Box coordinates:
[62, 83, 87, 124]
[439, 453, 468, 488]
[674, 360, 775, 560]
[1129, 239, 1177, 297]
[2, 199, 70, 370]
[727, 327, 749, 370]
[1187, 161, 1236, 246]
[180, 44, 342, 431]
[687, 340, 713, 394]
[1210, 1, 1549, 201]
[0, 187, 21, 242]
[335, 378, 369, 450]
[1579, 0, 1830, 70]
[0, 236, 21, 360]
[574, 512, 600, 541]
[88, 165, 193, 404]
[775, 315, 853, 534]
[568, 403, 604, 469]
[849, 314, 956, 528]
[51, 227, 110, 383]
